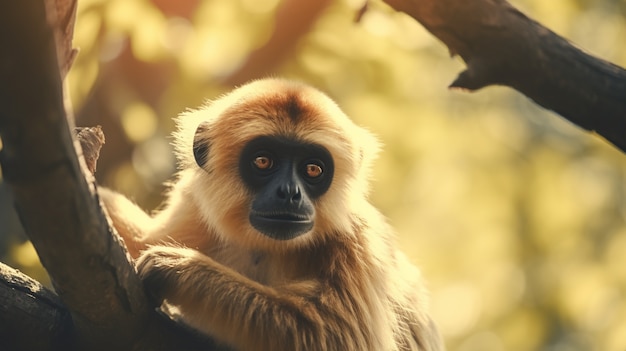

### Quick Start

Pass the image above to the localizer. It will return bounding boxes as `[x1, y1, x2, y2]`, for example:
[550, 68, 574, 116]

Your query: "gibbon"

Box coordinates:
[99, 78, 443, 351]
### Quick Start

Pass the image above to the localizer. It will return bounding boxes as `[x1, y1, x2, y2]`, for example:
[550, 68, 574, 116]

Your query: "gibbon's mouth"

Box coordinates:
[257, 212, 310, 222]
[249, 211, 313, 240]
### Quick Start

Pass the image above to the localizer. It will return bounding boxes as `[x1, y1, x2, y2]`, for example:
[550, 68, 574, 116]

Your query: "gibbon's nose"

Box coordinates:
[277, 183, 302, 205]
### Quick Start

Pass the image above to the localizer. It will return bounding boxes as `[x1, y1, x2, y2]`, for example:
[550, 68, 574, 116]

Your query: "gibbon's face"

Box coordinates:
[238, 136, 334, 240]
[186, 79, 373, 247]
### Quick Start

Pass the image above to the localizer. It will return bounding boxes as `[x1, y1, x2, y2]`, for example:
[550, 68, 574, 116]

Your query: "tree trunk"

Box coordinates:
[0, 0, 223, 350]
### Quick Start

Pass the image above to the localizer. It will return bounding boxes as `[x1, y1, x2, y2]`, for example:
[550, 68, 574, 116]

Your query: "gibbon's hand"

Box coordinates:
[136, 246, 199, 306]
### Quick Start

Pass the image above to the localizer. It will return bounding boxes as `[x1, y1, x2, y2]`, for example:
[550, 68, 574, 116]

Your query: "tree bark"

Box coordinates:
[0, 1, 222, 350]
[0, 1, 145, 348]
[382, 0, 626, 152]
[0, 261, 224, 351]
[0, 262, 72, 351]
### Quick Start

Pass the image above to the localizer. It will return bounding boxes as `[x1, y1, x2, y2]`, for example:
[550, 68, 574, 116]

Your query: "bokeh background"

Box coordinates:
[1, 0, 626, 350]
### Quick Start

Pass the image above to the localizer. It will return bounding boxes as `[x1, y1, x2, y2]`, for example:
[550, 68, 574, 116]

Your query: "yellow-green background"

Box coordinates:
[1, 0, 625, 350]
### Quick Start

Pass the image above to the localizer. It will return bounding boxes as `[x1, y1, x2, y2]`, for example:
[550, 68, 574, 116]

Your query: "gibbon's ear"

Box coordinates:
[348, 125, 380, 196]
[193, 121, 211, 168]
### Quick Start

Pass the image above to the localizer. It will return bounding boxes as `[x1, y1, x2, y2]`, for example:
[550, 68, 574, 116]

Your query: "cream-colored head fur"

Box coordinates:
[172, 78, 380, 250]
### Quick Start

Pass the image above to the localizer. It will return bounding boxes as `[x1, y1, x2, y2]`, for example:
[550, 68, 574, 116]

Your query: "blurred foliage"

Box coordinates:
[1, 0, 626, 350]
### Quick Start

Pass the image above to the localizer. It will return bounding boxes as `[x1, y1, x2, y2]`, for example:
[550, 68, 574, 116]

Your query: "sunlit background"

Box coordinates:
[1, 0, 626, 350]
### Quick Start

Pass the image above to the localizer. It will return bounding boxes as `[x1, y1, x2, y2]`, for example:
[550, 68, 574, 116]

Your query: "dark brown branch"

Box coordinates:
[45, 0, 79, 79]
[382, 0, 626, 152]
[0, 0, 147, 349]
[0, 263, 72, 351]
[0, 1, 220, 350]
[0, 263, 224, 351]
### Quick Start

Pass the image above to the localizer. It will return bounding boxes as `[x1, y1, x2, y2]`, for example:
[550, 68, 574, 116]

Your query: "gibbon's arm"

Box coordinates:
[98, 188, 152, 257]
[137, 245, 375, 351]
[98, 188, 210, 258]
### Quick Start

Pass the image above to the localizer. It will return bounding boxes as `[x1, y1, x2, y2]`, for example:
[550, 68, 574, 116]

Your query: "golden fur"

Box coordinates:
[100, 78, 443, 351]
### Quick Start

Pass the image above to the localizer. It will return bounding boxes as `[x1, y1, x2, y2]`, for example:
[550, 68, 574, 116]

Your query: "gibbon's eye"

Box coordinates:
[305, 163, 323, 178]
[253, 155, 273, 170]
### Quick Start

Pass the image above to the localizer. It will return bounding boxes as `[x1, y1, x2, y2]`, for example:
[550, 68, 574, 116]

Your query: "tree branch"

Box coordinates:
[0, 261, 223, 351]
[0, 1, 221, 349]
[382, 0, 626, 152]
[0, 1, 148, 348]
[0, 262, 72, 351]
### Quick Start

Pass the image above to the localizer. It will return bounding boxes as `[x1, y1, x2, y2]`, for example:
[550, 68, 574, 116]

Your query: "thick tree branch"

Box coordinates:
[0, 1, 220, 350]
[0, 259, 222, 351]
[0, 1, 148, 349]
[382, 0, 626, 152]
[45, 0, 78, 79]
[0, 263, 72, 351]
